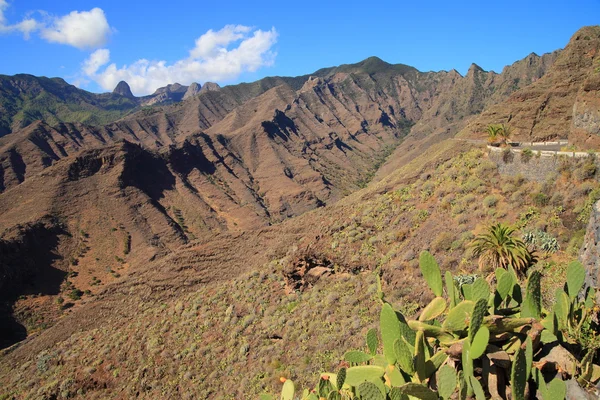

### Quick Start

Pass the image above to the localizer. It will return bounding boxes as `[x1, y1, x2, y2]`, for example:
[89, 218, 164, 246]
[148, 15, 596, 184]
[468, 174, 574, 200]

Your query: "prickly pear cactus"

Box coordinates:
[419, 251, 443, 297]
[381, 303, 401, 364]
[344, 350, 373, 364]
[566, 261, 586, 300]
[280, 379, 294, 400]
[357, 381, 384, 400]
[393, 338, 414, 375]
[437, 365, 457, 400]
[366, 328, 378, 356]
[336, 367, 346, 390]
[511, 347, 527, 400]
[521, 270, 541, 319]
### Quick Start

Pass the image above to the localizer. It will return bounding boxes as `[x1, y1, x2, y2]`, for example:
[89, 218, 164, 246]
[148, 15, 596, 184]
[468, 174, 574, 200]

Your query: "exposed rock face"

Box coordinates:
[458, 26, 600, 145]
[580, 200, 600, 302]
[200, 82, 220, 93]
[112, 81, 135, 98]
[183, 82, 201, 100]
[141, 83, 188, 105]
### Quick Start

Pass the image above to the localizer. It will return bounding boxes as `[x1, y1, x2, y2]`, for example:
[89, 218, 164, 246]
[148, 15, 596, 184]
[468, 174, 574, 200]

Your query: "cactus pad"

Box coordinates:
[357, 381, 384, 400]
[366, 328, 378, 356]
[566, 261, 586, 299]
[344, 350, 373, 364]
[381, 303, 401, 364]
[437, 365, 457, 400]
[419, 251, 443, 297]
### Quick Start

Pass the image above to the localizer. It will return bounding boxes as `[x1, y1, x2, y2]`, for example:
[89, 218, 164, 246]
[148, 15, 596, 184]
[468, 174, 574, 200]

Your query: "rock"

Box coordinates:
[402, 249, 416, 261]
[579, 200, 600, 303]
[538, 343, 578, 376]
[305, 266, 333, 285]
[183, 82, 201, 100]
[112, 81, 135, 98]
[566, 379, 597, 399]
[200, 82, 220, 93]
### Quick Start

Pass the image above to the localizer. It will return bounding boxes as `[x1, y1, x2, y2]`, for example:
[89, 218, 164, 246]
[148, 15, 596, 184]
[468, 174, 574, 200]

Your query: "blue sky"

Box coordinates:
[0, 0, 598, 95]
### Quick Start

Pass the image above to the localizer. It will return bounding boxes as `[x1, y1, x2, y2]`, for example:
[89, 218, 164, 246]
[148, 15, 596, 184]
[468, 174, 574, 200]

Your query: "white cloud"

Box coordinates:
[82, 48, 110, 75]
[0, 0, 40, 38]
[41, 8, 111, 49]
[0, 2, 111, 47]
[83, 25, 278, 96]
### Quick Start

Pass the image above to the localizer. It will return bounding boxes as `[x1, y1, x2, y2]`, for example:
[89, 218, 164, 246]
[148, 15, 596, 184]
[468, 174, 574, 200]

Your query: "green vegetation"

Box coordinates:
[0, 74, 138, 134]
[268, 252, 599, 399]
[470, 223, 535, 276]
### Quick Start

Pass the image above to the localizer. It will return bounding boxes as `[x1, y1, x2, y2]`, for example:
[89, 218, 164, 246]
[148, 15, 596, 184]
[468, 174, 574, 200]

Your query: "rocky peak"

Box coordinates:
[200, 82, 220, 93]
[183, 82, 201, 100]
[113, 81, 135, 99]
[467, 63, 485, 76]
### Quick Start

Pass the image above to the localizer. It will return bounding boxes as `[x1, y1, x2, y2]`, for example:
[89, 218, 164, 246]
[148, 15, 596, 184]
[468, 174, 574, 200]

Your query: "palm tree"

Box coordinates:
[498, 124, 513, 145]
[486, 124, 501, 144]
[470, 223, 535, 276]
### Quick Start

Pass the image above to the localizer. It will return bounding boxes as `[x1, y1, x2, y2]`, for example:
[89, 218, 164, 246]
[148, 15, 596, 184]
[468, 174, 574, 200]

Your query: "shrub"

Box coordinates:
[430, 232, 454, 252]
[68, 289, 84, 301]
[532, 192, 549, 207]
[482, 195, 498, 208]
[575, 161, 597, 181]
[521, 147, 533, 163]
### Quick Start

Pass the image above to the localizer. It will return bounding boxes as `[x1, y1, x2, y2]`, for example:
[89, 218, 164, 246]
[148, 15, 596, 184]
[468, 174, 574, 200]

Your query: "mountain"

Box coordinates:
[0, 25, 598, 399]
[0, 75, 138, 137]
[457, 25, 600, 146]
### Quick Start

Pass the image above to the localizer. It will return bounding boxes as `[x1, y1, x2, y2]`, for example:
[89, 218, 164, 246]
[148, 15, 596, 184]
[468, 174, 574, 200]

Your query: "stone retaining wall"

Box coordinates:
[488, 150, 564, 181]
[487, 144, 591, 158]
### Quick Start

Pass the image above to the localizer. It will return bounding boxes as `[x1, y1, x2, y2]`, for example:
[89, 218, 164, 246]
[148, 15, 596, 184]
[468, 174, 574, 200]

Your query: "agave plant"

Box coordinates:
[470, 223, 535, 276]
[498, 124, 513, 144]
[485, 124, 501, 144]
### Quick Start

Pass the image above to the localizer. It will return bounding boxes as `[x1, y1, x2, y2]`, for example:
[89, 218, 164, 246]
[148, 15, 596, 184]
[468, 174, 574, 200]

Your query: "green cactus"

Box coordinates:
[496, 268, 514, 300]
[357, 381, 384, 400]
[521, 270, 541, 319]
[471, 278, 490, 303]
[366, 328, 379, 356]
[344, 365, 385, 387]
[344, 350, 373, 364]
[393, 338, 414, 375]
[468, 298, 488, 342]
[443, 300, 474, 333]
[336, 367, 346, 390]
[327, 390, 341, 400]
[281, 379, 294, 400]
[566, 261, 586, 300]
[419, 251, 443, 297]
[388, 387, 405, 400]
[437, 365, 457, 400]
[445, 271, 459, 309]
[534, 369, 567, 400]
[414, 331, 427, 382]
[461, 283, 473, 300]
[398, 383, 438, 400]
[545, 378, 567, 400]
[553, 288, 570, 329]
[381, 303, 401, 364]
[385, 364, 406, 386]
[511, 346, 527, 400]
[318, 377, 335, 398]
[469, 376, 486, 400]
[470, 325, 490, 359]
[525, 336, 533, 381]
[418, 297, 446, 321]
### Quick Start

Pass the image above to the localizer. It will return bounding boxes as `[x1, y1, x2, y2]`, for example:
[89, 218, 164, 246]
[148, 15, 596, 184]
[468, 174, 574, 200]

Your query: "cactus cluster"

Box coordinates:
[263, 252, 600, 400]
